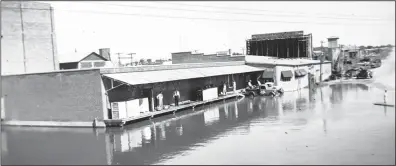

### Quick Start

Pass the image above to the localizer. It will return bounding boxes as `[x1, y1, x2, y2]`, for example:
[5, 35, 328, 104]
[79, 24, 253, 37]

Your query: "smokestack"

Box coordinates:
[229, 49, 232, 56]
[99, 48, 111, 61]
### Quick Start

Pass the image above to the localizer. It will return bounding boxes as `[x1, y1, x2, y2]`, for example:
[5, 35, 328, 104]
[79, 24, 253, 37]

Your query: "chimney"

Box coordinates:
[99, 48, 111, 61]
[228, 49, 232, 56]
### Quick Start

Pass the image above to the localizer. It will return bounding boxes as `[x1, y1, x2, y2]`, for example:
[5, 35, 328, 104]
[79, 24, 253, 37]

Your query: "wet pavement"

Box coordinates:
[1, 82, 395, 165]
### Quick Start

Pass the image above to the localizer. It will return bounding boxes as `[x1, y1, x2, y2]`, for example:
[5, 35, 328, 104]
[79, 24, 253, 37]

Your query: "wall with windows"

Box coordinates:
[79, 60, 109, 69]
[274, 63, 332, 92]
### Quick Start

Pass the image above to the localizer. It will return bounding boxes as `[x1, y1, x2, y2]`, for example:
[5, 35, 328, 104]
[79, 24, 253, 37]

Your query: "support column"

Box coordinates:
[148, 88, 155, 112]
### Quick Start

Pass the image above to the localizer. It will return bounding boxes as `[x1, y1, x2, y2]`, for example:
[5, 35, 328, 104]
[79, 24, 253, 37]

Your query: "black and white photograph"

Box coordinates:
[0, 0, 395, 165]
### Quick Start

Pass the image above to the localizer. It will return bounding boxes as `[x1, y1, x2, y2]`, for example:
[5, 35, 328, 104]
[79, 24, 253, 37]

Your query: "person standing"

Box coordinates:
[223, 82, 227, 95]
[248, 80, 253, 89]
[233, 81, 236, 93]
[173, 89, 180, 106]
[257, 79, 262, 86]
[384, 89, 388, 104]
[156, 91, 163, 110]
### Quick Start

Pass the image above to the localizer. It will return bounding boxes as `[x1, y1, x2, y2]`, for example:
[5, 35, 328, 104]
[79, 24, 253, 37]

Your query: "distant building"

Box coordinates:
[245, 56, 332, 91]
[327, 36, 339, 49]
[327, 37, 341, 65]
[59, 48, 113, 70]
[171, 50, 245, 64]
[1, 1, 59, 75]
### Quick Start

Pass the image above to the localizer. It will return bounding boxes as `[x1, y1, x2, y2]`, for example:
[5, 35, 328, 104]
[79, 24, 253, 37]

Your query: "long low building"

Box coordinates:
[1, 57, 331, 128]
[1, 61, 264, 128]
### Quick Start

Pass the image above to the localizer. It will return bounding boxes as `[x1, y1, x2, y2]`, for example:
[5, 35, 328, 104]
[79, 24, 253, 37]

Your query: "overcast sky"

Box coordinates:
[45, 1, 395, 60]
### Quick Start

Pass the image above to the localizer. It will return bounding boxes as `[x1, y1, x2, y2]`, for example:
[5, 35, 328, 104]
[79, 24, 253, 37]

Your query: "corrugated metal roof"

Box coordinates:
[103, 65, 264, 85]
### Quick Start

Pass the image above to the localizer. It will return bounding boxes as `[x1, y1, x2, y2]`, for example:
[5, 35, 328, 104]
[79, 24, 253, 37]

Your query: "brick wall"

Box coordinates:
[172, 52, 245, 64]
[1, 69, 105, 122]
[1, 1, 59, 75]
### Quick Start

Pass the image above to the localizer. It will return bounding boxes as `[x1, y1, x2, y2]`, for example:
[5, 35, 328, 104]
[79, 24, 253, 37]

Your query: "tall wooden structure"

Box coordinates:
[246, 31, 312, 59]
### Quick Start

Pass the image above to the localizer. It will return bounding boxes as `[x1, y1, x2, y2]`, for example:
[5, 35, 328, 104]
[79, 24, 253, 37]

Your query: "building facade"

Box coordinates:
[1, 61, 263, 127]
[171, 51, 245, 64]
[246, 56, 332, 92]
[59, 48, 113, 70]
[1, 1, 59, 75]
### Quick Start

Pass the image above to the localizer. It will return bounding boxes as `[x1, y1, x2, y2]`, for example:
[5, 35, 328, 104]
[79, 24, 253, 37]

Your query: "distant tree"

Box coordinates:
[387, 44, 394, 47]
[367, 46, 373, 49]
[147, 59, 152, 64]
[168, 58, 172, 61]
[359, 46, 365, 50]
[139, 58, 146, 65]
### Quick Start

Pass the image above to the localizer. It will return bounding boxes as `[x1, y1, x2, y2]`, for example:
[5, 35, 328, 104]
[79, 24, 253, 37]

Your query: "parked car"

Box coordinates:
[243, 82, 284, 97]
[356, 69, 373, 79]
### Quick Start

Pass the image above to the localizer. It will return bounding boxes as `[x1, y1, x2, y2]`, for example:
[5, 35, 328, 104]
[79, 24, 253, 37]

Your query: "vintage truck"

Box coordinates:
[243, 82, 284, 97]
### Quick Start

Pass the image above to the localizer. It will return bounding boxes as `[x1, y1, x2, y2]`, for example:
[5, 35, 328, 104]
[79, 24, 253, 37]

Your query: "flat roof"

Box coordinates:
[327, 36, 339, 40]
[245, 56, 332, 66]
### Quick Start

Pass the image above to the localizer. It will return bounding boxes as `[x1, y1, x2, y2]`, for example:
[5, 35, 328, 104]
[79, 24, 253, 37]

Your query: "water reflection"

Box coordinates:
[2, 83, 394, 165]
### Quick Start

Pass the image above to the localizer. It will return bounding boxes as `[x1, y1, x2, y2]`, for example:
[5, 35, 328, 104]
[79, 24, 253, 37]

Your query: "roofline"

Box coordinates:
[100, 61, 246, 74]
[78, 52, 108, 62]
[58, 52, 108, 63]
[246, 61, 332, 67]
[1, 68, 100, 77]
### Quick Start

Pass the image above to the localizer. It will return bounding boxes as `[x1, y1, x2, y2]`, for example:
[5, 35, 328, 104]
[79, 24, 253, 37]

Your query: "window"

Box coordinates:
[94, 61, 106, 67]
[281, 70, 293, 82]
[80, 62, 92, 68]
[281, 77, 291, 82]
[79, 61, 108, 69]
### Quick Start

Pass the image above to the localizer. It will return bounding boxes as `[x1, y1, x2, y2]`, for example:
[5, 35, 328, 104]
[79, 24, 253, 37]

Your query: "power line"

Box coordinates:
[149, 1, 394, 20]
[2, 6, 391, 26]
[85, 2, 393, 22]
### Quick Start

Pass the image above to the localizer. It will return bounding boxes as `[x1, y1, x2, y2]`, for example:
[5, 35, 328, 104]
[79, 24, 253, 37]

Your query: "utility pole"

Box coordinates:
[319, 41, 325, 82]
[115, 53, 122, 67]
[127, 53, 135, 66]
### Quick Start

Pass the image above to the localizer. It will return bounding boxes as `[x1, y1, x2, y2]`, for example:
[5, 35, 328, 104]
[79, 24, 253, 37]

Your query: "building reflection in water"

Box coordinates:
[2, 132, 7, 155]
[2, 87, 343, 165]
[159, 123, 166, 140]
[329, 84, 343, 105]
[204, 106, 220, 125]
[235, 101, 239, 119]
[175, 119, 183, 136]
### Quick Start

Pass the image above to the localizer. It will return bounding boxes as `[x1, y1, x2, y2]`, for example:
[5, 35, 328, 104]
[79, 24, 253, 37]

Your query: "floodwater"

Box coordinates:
[2, 50, 395, 165]
[2, 83, 395, 165]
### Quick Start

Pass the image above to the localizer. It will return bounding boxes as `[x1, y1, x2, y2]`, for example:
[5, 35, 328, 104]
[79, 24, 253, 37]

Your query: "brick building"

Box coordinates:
[1, 1, 59, 75]
[171, 51, 245, 64]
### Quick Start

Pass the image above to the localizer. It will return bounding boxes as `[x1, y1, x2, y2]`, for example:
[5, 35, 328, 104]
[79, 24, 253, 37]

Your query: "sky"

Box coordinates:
[44, 1, 395, 61]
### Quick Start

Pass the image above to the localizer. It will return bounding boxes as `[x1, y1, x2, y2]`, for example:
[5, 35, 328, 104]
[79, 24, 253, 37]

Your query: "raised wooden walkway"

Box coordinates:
[104, 93, 243, 127]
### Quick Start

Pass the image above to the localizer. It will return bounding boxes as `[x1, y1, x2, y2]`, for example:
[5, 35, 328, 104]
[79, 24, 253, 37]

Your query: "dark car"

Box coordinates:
[356, 69, 373, 79]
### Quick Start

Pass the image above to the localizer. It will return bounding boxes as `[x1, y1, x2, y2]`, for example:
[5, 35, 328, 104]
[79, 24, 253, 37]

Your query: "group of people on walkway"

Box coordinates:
[155, 89, 181, 111]
[154, 80, 239, 111]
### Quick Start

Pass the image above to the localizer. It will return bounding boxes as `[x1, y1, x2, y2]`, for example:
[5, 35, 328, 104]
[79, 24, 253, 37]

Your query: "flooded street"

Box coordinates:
[2, 83, 395, 165]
